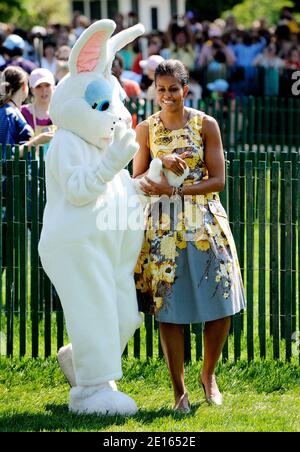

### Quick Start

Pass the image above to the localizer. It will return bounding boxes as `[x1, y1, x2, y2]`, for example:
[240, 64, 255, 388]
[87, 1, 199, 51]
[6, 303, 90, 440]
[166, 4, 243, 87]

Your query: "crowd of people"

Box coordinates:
[0, 7, 299, 150]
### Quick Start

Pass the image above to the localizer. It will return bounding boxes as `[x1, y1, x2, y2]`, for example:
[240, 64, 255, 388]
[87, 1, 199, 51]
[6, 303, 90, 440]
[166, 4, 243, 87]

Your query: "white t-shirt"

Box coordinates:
[41, 57, 57, 75]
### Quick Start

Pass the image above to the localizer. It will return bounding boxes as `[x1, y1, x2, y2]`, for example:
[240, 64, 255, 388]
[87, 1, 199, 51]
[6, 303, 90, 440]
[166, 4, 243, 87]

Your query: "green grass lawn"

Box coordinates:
[0, 357, 299, 432]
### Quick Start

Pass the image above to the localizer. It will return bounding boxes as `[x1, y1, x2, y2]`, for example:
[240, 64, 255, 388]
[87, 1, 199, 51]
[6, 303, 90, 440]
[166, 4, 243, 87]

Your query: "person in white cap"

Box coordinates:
[21, 68, 55, 140]
[0, 66, 53, 152]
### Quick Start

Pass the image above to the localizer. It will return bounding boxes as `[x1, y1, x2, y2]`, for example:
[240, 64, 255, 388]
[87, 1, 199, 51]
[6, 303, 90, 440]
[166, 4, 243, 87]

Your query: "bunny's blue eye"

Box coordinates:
[91, 99, 110, 111]
[99, 100, 110, 111]
[85, 80, 112, 111]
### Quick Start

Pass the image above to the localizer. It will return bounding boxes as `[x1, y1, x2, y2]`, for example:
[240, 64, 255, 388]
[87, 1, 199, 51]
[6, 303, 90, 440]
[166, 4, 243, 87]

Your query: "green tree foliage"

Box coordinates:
[0, 0, 69, 28]
[0, 0, 25, 22]
[186, 0, 242, 21]
[222, 0, 296, 27]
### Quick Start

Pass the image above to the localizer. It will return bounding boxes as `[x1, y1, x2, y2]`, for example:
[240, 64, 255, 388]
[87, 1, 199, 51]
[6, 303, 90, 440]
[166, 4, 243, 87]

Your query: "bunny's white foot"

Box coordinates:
[69, 384, 138, 416]
[57, 344, 77, 387]
[57, 344, 118, 391]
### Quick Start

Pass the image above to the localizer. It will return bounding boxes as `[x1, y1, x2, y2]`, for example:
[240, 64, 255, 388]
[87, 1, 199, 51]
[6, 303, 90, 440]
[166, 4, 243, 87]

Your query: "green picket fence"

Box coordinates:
[0, 142, 299, 362]
[128, 96, 300, 149]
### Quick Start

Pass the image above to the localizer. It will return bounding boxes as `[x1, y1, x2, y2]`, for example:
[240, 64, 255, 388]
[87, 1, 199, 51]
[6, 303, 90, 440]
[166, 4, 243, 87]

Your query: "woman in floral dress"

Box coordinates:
[133, 60, 245, 412]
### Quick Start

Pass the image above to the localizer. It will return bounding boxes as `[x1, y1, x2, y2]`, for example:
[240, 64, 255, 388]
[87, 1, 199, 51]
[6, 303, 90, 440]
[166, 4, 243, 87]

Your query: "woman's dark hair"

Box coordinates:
[0, 65, 28, 107]
[154, 59, 189, 87]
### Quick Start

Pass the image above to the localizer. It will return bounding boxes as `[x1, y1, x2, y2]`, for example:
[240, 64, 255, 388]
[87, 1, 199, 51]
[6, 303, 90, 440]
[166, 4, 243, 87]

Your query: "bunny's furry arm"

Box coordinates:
[47, 130, 108, 207]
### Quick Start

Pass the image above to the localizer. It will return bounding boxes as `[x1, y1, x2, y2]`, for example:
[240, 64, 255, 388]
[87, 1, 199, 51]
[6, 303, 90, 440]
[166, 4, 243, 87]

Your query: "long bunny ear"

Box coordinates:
[68, 19, 116, 76]
[106, 23, 145, 74]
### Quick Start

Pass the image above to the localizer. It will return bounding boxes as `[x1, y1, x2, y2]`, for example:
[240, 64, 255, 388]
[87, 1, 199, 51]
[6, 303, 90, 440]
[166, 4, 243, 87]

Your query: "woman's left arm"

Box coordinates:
[183, 115, 225, 196]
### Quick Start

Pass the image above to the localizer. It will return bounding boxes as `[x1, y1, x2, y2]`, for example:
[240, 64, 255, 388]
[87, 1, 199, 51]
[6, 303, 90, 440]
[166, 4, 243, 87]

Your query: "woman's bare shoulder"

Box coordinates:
[202, 114, 219, 128]
[202, 114, 221, 144]
[135, 119, 149, 131]
[135, 120, 150, 141]
[187, 107, 209, 122]
[187, 108, 214, 122]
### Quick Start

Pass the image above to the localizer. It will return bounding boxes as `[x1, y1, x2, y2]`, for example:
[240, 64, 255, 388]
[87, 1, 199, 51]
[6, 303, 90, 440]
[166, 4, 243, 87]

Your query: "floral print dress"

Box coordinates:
[135, 109, 246, 324]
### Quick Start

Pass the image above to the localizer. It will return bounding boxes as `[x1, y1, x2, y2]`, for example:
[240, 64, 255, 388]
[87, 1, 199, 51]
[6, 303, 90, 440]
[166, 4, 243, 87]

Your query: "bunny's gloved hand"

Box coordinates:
[96, 123, 139, 183]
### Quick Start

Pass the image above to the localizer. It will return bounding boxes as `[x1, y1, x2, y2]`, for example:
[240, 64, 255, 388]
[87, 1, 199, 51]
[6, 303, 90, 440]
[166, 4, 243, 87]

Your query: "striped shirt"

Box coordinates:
[0, 104, 33, 150]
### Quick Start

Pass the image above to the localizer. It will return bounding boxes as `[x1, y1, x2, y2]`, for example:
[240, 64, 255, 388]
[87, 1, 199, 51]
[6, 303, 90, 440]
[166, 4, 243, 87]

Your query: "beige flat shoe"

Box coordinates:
[201, 380, 223, 406]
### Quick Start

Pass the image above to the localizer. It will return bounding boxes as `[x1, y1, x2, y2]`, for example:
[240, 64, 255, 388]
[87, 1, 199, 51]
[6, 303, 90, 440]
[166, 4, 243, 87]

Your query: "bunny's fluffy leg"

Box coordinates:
[40, 244, 123, 386]
[56, 230, 143, 387]
[40, 239, 141, 415]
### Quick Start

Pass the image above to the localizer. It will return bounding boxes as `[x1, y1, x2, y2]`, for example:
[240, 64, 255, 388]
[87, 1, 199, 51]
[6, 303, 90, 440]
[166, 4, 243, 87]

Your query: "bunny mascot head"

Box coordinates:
[50, 20, 139, 149]
[38, 20, 145, 416]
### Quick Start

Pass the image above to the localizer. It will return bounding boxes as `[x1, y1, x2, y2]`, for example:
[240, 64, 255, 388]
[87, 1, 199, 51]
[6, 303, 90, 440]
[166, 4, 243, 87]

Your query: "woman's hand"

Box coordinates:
[140, 171, 173, 196]
[33, 131, 54, 145]
[161, 153, 189, 176]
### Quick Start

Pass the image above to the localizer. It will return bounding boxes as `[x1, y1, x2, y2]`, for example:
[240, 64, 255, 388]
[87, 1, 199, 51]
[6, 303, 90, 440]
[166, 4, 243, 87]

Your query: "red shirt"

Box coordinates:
[285, 60, 300, 70]
[121, 78, 141, 98]
[131, 53, 143, 74]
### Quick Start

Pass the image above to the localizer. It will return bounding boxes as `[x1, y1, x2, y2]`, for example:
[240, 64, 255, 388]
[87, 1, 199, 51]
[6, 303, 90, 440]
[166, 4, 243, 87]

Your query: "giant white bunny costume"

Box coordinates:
[38, 20, 145, 415]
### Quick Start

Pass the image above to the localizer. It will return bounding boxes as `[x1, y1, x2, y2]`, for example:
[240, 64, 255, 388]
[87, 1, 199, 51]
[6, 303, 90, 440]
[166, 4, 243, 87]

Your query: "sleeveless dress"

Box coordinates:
[135, 109, 246, 324]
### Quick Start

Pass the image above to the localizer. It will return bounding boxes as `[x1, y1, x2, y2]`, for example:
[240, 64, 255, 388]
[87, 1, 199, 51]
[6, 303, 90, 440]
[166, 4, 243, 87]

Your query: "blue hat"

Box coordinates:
[2, 34, 25, 51]
[207, 79, 229, 92]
